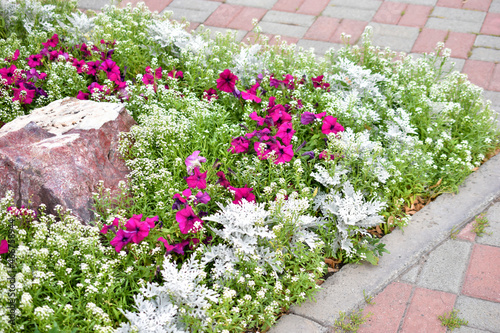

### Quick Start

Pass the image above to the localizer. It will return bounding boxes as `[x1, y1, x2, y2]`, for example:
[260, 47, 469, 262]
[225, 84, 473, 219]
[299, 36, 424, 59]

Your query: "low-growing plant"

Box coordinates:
[472, 213, 492, 237]
[438, 309, 468, 331]
[333, 309, 371, 332]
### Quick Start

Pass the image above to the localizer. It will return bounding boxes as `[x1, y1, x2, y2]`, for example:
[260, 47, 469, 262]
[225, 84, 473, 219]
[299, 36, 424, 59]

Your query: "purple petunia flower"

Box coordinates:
[158, 237, 189, 255]
[176, 205, 204, 234]
[195, 191, 211, 204]
[228, 136, 250, 154]
[99, 59, 121, 82]
[300, 111, 326, 125]
[110, 229, 134, 252]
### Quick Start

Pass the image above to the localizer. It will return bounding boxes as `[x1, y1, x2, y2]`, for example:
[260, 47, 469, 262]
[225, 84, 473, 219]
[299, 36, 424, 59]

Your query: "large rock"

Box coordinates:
[0, 97, 136, 223]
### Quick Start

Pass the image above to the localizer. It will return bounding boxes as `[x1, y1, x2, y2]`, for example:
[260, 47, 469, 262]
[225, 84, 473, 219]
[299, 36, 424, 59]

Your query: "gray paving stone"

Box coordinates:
[259, 22, 309, 38]
[399, 262, 421, 283]
[78, 0, 111, 10]
[469, 47, 500, 62]
[443, 57, 465, 73]
[167, 8, 214, 23]
[226, 0, 278, 9]
[368, 22, 419, 53]
[474, 35, 500, 50]
[477, 202, 500, 247]
[200, 26, 247, 43]
[455, 296, 500, 332]
[297, 39, 342, 56]
[168, 0, 220, 12]
[386, 0, 437, 5]
[453, 327, 490, 333]
[270, 314, 328, 333]
[484, 90, 500, 108]
[490, 0, 500, 13]
[426, 7, 486, 34]
[261, 11, 315, 27]
[323, 6, 379, 21]
[328, 0, 382, 10]
[417, 239, 472, 293]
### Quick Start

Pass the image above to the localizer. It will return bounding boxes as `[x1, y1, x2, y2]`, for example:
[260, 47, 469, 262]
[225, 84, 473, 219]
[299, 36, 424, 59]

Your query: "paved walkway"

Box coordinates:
[77, 1, 500, 332]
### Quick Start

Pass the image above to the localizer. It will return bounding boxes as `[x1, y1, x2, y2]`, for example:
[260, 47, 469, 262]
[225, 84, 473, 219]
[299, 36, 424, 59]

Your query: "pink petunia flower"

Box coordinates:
[0, 240, 8, 254]
[203, 88, 218, 101]
[241, 82, 261, 103]
[185, 151, 207, 175]
[168, 69, 182, 79]
[100, 217, 120, 234]
[0, 65, 17, 85]
[321, 116, 344, 135]
[27, 54, 43, 68]
[185, 167, 207, 189]
[254, 141, 275, 160]
[229, 185, 256, 204]
[249, 111, 266, 126]
[4, 49, 19, 62]
[12, 83, 36, 104]
[110, 229, 135, 252]
[86, 60, 100, 76]
[76, 90, 89, 100]
[125, 215, 151, 244]
[275, 122, 295, 145]
[72, 59, 86, 74]
[300, 111, 326, 125]
[246, 128, 271, 141]
[216, 171, 231, 188]
[216, 69, 238, 93]
[228, 136, 250, 154]
[176, 205, 204, 234]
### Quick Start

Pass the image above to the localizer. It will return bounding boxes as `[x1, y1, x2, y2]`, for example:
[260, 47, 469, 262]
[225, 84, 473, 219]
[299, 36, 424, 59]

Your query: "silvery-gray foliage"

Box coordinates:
[0, 0, 58, 33]
[57, 12, 95, 44]
[232, 44, 267, 86]
[118, 257, 218, 332]
[314, 181, 386, 254]
[147, 19, 208, 55]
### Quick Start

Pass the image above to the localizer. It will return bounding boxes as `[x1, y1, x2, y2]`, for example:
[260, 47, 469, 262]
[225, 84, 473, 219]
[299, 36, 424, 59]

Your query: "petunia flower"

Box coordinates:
[246, 128, 271, 141]
[273, 141, 294, 164]
[216, 69, 238, 93]
[268, 105, 292, 127]
[229, 185, 256, 204]
[158, 237, 188, 255]
[176, 205, 204, 234]
[275, 122, 295, 145]
[0, 240, 8, 254]
[241, 82, 261, 103]
[72, 59, 86, 74]
[228, 136, 250, 154]
[76, 90, 89, 100]
[185, 167, 207, 189]
[125, 215, 151, 243]
[203, 88, 218, 101]
[254, 141, 275, 160]
[300, 111, 326, 125]
[319, 150, 335, 160]
[110, 229, 134, 252]
[195, 191, 211, 204]
[4, 49, 19, 62]
[100, 217, 120, 234]
[86, 60, 100, 76]
[168, 69, 182, 79]
[99, 59, 121, 82]
[185, 151, 207, 175]
[321, 116, 344, 135]
[216, 171, 231, 188]
[249, 111, 266, 126]
[12, 83, 36, 104]
[42, 34, 59, 48]
[0, 65, 17, 85]
[27, 54, 43, 68]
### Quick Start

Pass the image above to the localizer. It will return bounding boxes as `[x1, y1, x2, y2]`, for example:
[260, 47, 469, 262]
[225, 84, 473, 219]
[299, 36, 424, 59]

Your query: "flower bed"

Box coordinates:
[0, 1, 499, 332]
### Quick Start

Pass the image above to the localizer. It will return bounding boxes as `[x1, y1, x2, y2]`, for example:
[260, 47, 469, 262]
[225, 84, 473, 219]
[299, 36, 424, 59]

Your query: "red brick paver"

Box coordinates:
[373, 2, 407, 25]
[462, 59, 495, 89]
[462, 243, 500, 302]
[401, 288, 456, 333]
[399, 4, 432, 27]
[204, 4, 242, 28]
[304, 16, 340, 41]
[463, 0, 492, 11]
[272, 0, 304, 12]
[120, 0, 173, 12]
[490, 64, 500, 92]
[457, 221, 477, 242]
[297, 0, 329, 15]
[444, 32, 475, 59]
[481, 12, 500, 35]
[411, 28, 447, 54]
[359, 282, 413, 333]
[330, 19, 367, 44]
[227, 7, 267, 31]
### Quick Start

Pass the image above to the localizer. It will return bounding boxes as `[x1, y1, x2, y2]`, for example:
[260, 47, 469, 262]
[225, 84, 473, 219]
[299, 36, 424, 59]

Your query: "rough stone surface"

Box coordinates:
[0, 97, 136, 223]
[269, 314, 328, 333]
[455, 296, 500, 332]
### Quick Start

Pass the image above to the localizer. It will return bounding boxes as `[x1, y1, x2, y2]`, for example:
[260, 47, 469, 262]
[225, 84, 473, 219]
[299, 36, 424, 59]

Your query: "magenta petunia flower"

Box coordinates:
[99, 59, 121, 82]
[142, 73, 155, 85]
[275, 122, 295, 145]
[27, 54, 43, 68]
[268, 105, 292, 127]
[158, 237, 188, 255]
[100, 217, 120, 234]
[176, 205, 204, 234]
[246, 128, 271, 141]
[72, 59, 86, 74]
[185, 151, 207, 175]
[12, 83, 36, 104]
[125, 215, 151, 243]
[228, 136, 250, 154]
[86, 60, 100, 76]
[76, 90, 89, 100]
[229, 185, 256, 204]
[216, 69, 238, 93]
[273, 141, 294, 164]
[311, 75, 324, 88]
[203, 88, 218, 101]
[300, 111, 326, 125]
[0, 65, 17, 85]
[168, 69, 182, 79]
[5, 49, 19, 62]
[185, 167, 207, 189]
[216, 171, 231, 188]
[249, 111, 266, 126]
[254, 141, 275, 160]
[321, 116, 344, 135]
[110, 229, 135, 252]
[42, 34, 59, 48]
[0, 240, 8, 254]
[241, 82, 261, 103]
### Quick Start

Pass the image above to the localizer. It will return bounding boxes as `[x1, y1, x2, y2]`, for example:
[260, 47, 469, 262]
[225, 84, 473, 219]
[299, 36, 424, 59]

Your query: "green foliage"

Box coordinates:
[438, 309, 468, 331]
[472, 212, 492, 237]
[333, 309, 371, 332]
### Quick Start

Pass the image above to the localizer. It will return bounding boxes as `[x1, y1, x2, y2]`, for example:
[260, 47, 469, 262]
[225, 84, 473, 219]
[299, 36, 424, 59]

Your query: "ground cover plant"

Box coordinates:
[0, 0, 499, 332]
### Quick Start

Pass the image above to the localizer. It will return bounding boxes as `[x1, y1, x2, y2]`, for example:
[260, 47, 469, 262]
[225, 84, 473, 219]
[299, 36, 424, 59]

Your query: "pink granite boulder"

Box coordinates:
[0, 97, 136, 223]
